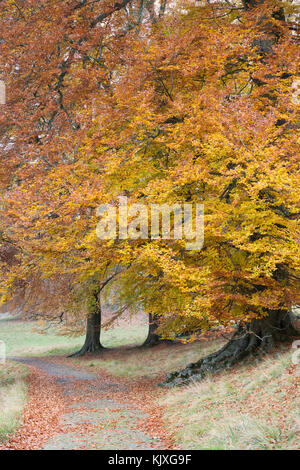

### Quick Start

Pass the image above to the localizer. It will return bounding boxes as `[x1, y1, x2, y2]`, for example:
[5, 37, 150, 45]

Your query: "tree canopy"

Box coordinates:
[0, 0, 299, 376]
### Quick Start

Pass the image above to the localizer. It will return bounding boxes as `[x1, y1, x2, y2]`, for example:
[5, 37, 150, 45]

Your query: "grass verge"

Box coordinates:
[0, 361, 28, 442]
[160, 347, 299, 449]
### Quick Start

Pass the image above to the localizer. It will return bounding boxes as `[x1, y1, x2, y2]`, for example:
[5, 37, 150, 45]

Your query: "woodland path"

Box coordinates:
[10, 356, 167, 450]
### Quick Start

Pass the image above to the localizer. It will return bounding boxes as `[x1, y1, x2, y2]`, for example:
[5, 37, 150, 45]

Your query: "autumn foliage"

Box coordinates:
[0, 0, 299, 375]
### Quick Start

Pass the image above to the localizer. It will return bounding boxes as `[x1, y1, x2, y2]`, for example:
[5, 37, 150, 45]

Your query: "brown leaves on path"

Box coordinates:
[54, 356, 178, 449]
[0, 367, 65, 450]
[0, 356, 177, 450]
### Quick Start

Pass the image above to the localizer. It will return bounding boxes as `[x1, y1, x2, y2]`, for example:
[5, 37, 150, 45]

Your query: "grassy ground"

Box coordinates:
[0, 361, 28, 442]
[101, 323, 148, 349]
[0, 315, 85, 356]
[1, 315, 299, 449]
[87, 342, 299, 450]
[76, 331, 299, 449]
[0, 315, 148, 357]
[83, 339, 224, 378]
[0, 315, 149, 444]
[161, 347, 299, 450]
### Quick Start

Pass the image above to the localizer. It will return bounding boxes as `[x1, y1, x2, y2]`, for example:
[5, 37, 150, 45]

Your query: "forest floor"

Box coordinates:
[0, 315, 299, 450]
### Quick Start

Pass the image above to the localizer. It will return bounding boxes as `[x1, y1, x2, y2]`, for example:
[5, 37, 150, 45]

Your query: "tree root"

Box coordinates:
[68, 343, 104, 357]
[161, 309, 300, 387]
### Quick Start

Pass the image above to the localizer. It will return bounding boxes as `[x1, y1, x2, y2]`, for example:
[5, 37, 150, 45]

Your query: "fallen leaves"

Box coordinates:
[0, 366, 65, 450]
[1, 356, 177, 450]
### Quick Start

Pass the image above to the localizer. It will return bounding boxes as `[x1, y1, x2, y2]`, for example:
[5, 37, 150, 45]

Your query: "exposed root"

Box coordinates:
[161, 309, 300, 387]
[68, 343, 104, 358]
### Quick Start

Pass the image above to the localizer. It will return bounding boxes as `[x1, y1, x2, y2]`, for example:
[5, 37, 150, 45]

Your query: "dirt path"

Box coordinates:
[11, 357, 168, 450]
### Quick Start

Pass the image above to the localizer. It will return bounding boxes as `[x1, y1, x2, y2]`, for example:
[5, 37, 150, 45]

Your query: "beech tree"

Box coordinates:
[0, 0, 299, 377]
[75, 0, 299, 381]
[0, 0, 169, 352]
[142, 313, 162, 347]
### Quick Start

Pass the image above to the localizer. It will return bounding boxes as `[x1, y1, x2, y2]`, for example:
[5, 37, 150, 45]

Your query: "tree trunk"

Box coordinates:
[72, 311, 103, 356]
[141, 313, 162, 347]
[69, 281, 104, 357]
[162, 309, 300, 387]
